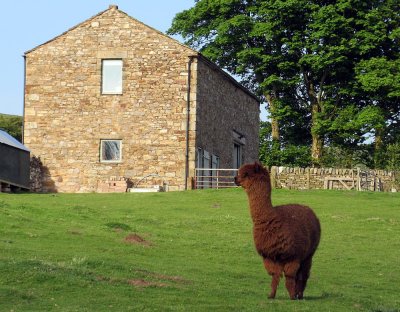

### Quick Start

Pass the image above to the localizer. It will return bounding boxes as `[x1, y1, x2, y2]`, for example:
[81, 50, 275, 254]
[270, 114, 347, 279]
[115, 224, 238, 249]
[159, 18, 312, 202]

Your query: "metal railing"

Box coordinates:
[194, 168, 238, 189]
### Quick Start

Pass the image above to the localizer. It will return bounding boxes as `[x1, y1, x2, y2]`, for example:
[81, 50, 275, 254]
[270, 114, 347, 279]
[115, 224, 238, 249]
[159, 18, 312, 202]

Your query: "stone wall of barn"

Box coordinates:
[194, 58, 260, 170]
[24, 6, 197, 192]
[23, 6, 259, 193]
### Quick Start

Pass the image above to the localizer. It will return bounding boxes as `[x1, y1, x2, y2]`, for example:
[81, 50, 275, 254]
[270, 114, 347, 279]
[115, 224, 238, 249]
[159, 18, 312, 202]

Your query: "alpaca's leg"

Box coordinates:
[295, 257, 313, 299]
[283, 261, 300, 300]
[263, 259, 282, 299]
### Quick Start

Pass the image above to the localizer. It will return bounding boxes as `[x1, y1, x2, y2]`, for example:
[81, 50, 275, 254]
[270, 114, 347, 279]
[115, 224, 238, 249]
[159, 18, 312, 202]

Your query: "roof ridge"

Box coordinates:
[24, 5, 197, 56]
[23, 5, 258, 102]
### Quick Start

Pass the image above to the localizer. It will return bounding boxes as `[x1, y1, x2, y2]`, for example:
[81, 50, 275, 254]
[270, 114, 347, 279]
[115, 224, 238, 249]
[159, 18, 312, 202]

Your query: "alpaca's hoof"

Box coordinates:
[297, 294, 304, 300]
[268, 294, 276, 299]
[290, 294, 304, 300]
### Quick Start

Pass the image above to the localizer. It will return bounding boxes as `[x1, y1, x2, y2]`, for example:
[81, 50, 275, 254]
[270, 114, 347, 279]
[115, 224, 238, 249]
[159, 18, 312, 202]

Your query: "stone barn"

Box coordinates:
[0, 130, 30, 191]
[23, 5, 260, 192]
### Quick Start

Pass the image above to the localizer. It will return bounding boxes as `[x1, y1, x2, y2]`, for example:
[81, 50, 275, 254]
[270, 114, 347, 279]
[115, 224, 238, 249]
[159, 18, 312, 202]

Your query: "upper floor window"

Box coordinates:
[100, 139, 122, 163]
[102, 59, 123, 94]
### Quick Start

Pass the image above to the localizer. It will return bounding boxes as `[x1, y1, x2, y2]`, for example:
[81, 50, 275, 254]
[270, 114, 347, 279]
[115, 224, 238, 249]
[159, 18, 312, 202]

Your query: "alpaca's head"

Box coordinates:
[234, 162, 270, 191]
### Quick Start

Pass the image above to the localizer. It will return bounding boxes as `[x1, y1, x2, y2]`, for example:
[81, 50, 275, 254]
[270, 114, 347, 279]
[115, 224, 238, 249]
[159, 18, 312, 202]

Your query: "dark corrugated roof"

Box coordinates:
[0, 130, 30, 152]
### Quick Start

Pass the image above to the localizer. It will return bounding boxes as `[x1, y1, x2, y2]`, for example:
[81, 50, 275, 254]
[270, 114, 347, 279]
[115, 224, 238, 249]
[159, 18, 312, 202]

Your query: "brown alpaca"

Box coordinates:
[235, 162, 321, 300]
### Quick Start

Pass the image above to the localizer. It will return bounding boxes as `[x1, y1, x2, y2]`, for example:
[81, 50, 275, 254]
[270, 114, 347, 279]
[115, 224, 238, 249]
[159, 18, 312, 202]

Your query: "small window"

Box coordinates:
[102, 59, 123, 94]
[100, 140, 122, 162]
[196, 148, 220, 189]
[197, 148, 204, 168]
[211, 154, 220, 170]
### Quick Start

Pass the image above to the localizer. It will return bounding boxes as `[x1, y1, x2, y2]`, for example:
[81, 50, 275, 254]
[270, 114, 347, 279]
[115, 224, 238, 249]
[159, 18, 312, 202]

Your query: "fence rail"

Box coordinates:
[194, 168, 238, 189]
[194, 167, 395, 192]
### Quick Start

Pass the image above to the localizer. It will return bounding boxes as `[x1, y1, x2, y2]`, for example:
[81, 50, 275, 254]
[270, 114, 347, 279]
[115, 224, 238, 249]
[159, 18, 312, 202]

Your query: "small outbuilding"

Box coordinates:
[0, 129, 30, 191]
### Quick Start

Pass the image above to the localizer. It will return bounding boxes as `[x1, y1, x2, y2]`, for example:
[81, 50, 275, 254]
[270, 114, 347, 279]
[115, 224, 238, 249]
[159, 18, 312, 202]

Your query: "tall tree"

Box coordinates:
[353, 0, 400, 167]
[168, 0, 310, 147]
[168, 0, 400, 167]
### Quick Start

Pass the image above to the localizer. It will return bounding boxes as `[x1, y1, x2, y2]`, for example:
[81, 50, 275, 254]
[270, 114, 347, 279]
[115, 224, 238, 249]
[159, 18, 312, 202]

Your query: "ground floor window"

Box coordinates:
[196, 148, 220, 188]
[197, 148, 219, 169]
[100, 139, 122, 163]
[233, 130, 245, 169]
[233, 143, 243, 169]
[211, 154, 220, 170]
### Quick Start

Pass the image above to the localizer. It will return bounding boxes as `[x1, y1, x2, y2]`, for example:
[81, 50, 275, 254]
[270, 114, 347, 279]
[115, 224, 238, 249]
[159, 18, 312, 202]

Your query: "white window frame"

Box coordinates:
[101, 59, 123, 94]
[100, 139, 122, 163]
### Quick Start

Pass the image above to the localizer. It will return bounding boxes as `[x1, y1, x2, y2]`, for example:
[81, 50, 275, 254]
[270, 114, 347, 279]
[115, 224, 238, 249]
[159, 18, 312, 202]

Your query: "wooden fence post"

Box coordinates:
[270, 166, 277, 189]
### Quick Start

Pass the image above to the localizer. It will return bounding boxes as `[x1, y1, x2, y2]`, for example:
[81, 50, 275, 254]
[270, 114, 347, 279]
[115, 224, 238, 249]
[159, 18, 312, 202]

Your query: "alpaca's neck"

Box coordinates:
[246, 183, 274, 225]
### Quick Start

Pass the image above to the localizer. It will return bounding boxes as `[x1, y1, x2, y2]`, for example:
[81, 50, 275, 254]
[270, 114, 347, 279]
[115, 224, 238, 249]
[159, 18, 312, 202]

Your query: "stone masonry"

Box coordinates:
[195, 58, 260, 169]
[23, 5, 260, 192]
[270, 166, 398, 192]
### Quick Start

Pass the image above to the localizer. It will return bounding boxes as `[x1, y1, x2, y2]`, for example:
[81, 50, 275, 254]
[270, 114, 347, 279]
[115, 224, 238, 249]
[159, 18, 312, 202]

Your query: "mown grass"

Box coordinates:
[0, 189, 399, 311]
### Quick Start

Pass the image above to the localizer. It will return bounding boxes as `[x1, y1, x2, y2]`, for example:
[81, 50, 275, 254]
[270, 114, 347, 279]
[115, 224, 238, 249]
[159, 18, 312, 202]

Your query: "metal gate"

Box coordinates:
[194, 168, 238, 189]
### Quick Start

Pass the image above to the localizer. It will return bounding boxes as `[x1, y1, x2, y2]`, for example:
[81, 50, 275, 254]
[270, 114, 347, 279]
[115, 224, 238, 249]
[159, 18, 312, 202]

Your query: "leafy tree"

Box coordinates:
[352, 0, 400, 168]
[169, 0, 400, 167]
[168, 0, 311, 146]
[385, 143, 400, 171]
[320, 145, 374, 169]
[0, 114, 22, 142]
[259, 121, 311, 167]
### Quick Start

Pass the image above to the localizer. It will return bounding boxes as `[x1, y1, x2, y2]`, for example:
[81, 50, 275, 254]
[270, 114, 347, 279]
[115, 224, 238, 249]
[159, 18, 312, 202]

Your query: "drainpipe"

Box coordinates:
[185, 56, 196, 190]
[22, 55, 26, 144]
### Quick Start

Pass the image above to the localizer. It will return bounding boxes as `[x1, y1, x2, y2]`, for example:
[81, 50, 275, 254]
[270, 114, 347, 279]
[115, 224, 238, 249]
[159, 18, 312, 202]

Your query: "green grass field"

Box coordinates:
[0, 189, 399, 311]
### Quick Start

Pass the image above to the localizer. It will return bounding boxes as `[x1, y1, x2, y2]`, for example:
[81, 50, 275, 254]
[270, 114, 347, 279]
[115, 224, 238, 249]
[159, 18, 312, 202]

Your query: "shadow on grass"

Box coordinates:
[304, 291, 342, 301]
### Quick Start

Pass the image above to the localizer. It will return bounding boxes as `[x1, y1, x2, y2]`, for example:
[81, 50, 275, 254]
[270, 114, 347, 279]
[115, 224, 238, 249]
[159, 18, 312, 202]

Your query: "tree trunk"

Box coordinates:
[311, 130, 323, 166]
[305, 72, 326, 167]
[265, 93, 280, 142]
[310, 95, 324, 166]
[374, 128, 384, 169]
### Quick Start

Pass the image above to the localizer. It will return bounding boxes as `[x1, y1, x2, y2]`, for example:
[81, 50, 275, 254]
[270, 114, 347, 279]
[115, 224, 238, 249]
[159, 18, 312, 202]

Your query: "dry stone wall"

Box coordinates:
[270, 166, 398, 192]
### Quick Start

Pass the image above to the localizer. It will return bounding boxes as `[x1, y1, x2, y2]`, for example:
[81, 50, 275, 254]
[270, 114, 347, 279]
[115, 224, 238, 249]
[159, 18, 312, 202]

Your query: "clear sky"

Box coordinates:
[0, 1, 266, 119]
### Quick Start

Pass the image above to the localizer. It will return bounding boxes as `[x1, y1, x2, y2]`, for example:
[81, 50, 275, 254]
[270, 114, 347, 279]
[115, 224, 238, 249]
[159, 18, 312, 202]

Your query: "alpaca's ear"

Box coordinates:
[254, 161, 262, 173]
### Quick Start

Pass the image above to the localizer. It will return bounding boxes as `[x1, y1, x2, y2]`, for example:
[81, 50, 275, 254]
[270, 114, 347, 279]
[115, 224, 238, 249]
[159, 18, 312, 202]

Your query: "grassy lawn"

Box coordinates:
[0, 189, 399, 311]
